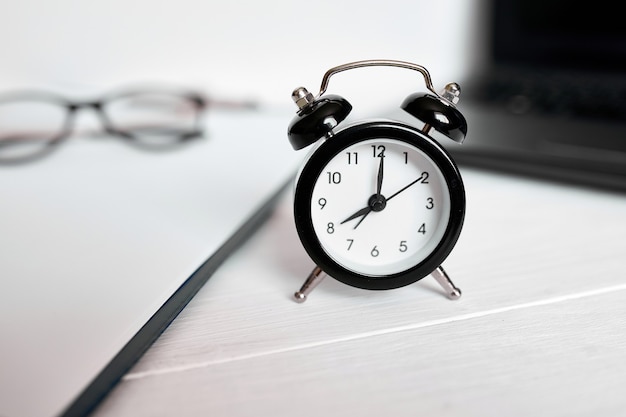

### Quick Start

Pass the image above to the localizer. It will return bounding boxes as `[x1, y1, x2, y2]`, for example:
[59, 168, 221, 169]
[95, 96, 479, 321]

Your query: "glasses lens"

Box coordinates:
[0, 99, 67, 161]
[105, 92, 201, 147]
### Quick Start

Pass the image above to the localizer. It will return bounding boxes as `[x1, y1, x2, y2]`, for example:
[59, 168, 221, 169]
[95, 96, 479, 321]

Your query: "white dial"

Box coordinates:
[310, 137, 451, 276]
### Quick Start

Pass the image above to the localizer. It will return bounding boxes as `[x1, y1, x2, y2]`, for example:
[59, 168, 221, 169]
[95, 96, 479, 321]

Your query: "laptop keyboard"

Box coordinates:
[472, 69, 626, 122]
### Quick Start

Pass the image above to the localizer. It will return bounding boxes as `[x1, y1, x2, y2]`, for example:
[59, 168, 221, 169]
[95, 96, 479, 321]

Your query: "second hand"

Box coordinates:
[386, 172, 428, 201]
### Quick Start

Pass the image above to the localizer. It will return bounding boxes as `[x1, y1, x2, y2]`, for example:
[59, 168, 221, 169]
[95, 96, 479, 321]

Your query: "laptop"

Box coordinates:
[445, 0, 626, 191]
[0, 107, 301, 417]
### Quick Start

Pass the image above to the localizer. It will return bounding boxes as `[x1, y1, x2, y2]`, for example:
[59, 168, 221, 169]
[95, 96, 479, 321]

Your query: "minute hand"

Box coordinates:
[386, 172, 428, 202]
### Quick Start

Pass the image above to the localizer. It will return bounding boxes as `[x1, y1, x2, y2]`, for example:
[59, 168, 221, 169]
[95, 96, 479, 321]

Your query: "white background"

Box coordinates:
[0, 0, 484, 111]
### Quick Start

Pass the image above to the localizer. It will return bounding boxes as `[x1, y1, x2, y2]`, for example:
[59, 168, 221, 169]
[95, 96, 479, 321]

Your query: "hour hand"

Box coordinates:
[340, 205, 371, 229]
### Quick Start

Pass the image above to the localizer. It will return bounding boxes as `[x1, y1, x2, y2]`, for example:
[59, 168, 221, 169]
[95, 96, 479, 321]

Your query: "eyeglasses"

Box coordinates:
[0, 87, 207, 164]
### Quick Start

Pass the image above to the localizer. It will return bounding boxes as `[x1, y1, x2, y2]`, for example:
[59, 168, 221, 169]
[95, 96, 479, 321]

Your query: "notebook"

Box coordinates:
[0, 107, 301, 417]
[445, 0, 626, 191]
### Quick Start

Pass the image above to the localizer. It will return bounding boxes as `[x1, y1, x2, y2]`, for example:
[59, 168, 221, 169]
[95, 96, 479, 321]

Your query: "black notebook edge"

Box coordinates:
[60, 175, 294, 417]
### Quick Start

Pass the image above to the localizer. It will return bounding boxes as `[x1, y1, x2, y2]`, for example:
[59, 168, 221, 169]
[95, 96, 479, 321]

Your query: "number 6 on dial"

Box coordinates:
[287, 60, 468, 303]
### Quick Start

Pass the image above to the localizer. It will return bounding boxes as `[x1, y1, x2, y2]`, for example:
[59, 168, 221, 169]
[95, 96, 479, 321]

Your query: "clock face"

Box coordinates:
[311, 137, 450, 276]
[294, 122, 465, 290]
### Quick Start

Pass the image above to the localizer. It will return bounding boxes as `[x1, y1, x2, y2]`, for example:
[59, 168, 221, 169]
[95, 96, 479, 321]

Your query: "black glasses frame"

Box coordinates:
[0, 87, 207, 164]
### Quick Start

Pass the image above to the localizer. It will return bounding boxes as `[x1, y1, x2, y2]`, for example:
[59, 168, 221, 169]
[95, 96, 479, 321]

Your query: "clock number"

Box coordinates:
[426, 197, 434, 209]
[419, 171, 429, 184]
[371, 246, 379, 257]
[327, 171, 341, 184]
[318, 198, 327, 209]
[403, 152, 408, 164]
[346, 239, 354, 250]
[371, 145, 385, 158]
[346, 152, 358, 165]
[418, 223, 426, 234]
[399, 241, 408, 252]
[327, 222, 335, 234]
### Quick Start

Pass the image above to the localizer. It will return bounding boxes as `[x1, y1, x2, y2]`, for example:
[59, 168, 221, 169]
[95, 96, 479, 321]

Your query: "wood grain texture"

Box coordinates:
[92, 169, 626, 417]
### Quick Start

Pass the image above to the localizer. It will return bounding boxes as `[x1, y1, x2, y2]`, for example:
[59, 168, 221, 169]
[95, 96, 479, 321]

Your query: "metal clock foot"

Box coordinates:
[431, 266, 461, 300]
[294, 265, 326, 303]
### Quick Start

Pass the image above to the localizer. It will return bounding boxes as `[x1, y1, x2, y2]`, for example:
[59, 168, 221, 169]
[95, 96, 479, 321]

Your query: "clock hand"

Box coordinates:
[386, 172, 427, 202]
[376, 155, 384, 196]
[341, 193, 389, 229]
[340, 205, 372, 225]
[353, 209, 371, 229]
[340, 157, 386, 230]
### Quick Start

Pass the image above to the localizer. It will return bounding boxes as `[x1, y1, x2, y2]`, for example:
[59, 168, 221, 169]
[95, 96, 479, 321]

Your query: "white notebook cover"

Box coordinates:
[0, 108, 301, 417]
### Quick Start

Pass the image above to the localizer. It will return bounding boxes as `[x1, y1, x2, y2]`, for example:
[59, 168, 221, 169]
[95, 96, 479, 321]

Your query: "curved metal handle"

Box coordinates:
[317, 59, 439, 97]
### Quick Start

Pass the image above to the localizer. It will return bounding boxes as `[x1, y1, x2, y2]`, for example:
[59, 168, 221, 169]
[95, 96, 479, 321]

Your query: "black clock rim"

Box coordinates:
[293, 120, 466, 290]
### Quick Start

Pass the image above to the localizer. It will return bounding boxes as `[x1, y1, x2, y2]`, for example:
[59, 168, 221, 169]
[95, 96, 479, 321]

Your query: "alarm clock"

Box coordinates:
[287, 60, 468, 303]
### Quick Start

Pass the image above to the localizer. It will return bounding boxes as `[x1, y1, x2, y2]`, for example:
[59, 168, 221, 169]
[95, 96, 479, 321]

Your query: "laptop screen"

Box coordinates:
[491, 0, 626, 72]
[445, 1, 626, 192]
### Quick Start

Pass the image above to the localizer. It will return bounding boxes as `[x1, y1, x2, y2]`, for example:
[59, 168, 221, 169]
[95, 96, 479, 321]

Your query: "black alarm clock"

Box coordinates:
[287, 60, 468, 303]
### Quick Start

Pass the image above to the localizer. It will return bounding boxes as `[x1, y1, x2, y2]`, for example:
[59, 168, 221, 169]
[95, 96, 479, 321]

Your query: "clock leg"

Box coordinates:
[294, 265, 326, 303]
[431, 265, 462, 300]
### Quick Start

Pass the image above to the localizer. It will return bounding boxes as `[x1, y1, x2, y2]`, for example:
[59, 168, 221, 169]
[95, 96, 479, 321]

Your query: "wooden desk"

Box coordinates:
[93, 168, 626, 417]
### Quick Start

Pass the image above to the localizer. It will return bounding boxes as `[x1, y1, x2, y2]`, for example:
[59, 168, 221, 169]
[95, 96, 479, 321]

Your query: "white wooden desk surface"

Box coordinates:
[93, 168, 626, 417]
